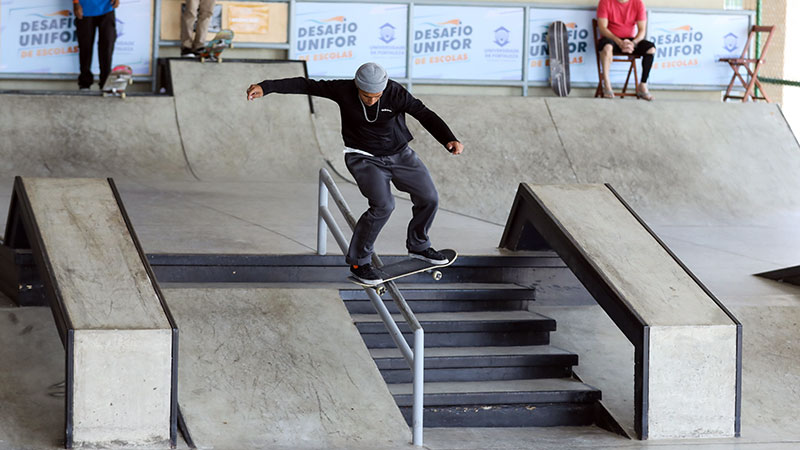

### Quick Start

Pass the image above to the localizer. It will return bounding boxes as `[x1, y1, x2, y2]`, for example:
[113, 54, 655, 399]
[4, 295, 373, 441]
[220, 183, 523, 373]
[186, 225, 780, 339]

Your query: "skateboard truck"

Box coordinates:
[371, 268, 443, 296]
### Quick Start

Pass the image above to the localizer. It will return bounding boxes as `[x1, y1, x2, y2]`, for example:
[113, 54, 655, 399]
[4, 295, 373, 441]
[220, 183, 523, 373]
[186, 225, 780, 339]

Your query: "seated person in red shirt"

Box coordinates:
[597, 0, 656, 100]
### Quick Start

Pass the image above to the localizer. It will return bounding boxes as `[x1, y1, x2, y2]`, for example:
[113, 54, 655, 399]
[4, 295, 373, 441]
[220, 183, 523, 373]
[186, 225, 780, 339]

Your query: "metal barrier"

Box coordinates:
[316, 167, 425, 446]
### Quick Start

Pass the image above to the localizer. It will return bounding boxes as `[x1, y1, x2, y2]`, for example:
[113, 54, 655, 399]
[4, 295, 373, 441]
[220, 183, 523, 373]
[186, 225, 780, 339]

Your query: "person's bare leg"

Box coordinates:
[601, 44, 614, 98]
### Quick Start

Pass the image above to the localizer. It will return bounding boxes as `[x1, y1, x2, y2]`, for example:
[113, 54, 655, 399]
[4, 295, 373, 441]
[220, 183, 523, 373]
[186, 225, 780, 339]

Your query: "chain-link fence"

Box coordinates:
[734, 0, 785, 102]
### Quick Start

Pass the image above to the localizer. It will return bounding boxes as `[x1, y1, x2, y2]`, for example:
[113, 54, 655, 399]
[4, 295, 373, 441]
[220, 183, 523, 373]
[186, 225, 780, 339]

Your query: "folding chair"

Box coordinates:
[720, 25, 775, 102]
[592, 18, 641, 98]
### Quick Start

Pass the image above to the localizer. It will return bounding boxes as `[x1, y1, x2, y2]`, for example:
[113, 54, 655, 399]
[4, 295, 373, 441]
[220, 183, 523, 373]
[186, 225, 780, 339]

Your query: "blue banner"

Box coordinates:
[412, 5, 523, 81]
[293, 2, 408, 78]
[0, 0, 154, 75]
[647, 11, 751, 86]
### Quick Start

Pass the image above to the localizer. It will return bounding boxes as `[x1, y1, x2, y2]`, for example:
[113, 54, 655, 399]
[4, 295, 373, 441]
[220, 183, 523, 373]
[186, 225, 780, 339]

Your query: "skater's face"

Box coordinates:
[358, 89, 383, 107]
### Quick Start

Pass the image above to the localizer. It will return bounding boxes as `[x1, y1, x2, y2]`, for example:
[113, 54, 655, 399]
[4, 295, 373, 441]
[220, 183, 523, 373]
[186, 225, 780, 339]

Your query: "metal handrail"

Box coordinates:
[317, 168, 424, 446]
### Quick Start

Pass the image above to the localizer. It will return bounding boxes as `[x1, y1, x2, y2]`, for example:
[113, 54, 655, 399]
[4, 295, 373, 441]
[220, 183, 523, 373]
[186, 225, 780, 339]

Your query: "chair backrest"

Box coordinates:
[738, 25, 776, 62]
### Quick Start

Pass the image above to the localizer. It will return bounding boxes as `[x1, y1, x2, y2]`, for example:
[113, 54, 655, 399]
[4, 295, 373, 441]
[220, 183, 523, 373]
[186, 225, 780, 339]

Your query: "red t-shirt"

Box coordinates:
[597, 0, 647, 39]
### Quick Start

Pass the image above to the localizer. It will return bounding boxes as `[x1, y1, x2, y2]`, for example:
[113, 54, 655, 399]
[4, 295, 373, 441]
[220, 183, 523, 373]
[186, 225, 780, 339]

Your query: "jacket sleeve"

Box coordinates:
[258, 77, 341, 100]
[398, 89, 458, 148]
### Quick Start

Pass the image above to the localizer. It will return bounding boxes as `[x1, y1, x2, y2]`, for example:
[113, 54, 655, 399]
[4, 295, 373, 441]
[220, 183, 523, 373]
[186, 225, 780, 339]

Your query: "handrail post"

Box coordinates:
[412, 328, 424, 446]
[318, 170, 328, 255]
[317, 167, 424, 446]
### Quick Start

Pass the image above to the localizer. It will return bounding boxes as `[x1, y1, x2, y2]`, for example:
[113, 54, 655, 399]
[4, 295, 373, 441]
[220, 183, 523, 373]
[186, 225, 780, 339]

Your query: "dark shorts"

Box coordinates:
[597, 37, 656, 56]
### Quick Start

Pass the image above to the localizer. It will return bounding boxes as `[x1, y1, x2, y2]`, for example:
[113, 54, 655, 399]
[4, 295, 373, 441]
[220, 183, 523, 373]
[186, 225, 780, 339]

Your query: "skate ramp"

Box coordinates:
[545, 99, 800, 223]
[165, 287, 410, 449]
[317, 96, 800, 224]
[501, 183, 740, 439]
[169, 59, 325, 181]
[0, 94, 192, 181]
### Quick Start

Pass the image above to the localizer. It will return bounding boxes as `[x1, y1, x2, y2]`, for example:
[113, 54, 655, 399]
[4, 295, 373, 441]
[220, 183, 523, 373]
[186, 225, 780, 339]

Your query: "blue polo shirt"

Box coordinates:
[79, 0, 113, 17]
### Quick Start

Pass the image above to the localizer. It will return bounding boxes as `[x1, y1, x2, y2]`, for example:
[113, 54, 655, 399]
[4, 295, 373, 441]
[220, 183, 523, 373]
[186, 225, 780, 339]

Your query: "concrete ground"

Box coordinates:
[1, 60, 799, 449]
[1, 180, 797, 450]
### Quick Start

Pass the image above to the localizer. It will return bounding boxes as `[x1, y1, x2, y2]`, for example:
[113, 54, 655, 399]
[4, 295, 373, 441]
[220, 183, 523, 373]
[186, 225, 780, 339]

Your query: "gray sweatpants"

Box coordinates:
[345, 147, 438, 266]
[181, 0, 216, 50]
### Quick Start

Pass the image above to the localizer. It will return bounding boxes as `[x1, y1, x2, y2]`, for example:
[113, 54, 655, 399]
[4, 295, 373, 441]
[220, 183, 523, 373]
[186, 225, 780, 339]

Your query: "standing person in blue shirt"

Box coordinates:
[246, 62, 464, 285]
[73, 0, 119, 90]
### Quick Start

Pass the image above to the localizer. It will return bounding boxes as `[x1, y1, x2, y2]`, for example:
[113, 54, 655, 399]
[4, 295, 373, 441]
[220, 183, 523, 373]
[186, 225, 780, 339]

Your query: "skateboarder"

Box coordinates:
[181, 0, 217, 57]
[74, 0, 119, 90]
[246, 62, 464, 285]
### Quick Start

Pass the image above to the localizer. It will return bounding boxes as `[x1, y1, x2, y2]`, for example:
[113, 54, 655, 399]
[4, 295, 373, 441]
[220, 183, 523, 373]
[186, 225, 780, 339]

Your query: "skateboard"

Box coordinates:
[547, 21, 571, 97]
[101, 65, 133, 99]
[348, 249, 458, 295]
[198, 29, 234, 63]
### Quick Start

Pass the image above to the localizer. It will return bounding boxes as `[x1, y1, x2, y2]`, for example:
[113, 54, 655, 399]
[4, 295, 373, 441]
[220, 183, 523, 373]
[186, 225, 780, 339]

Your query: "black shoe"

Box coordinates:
[350, 264, 383, 285]
[409, 247, 449, 265]
[193, 46, 207, 56]
[180, 47, 195, 57]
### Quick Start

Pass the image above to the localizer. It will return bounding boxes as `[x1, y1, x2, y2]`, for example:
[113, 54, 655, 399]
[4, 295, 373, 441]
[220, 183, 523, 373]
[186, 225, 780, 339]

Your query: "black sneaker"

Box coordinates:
[350, 264, 383, 285]
[409, 247, 449, 265]
[193, 46, 207, 56]
[180, 47, 195, 57]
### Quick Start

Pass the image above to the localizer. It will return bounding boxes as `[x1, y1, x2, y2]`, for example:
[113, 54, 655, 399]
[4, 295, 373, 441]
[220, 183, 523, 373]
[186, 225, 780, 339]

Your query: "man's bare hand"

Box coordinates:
[621, 39, 635, 54]
[112, 0, 120, 8]
[446, 141, 463, 155]
[74, 3, 83, 19]
[247, 84, 263, 101]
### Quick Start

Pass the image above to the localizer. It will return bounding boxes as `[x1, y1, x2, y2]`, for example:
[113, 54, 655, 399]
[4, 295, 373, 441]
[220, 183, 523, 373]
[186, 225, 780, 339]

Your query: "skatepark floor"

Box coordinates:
[1, 61, 798, 447]
[1, 177, 799, 450]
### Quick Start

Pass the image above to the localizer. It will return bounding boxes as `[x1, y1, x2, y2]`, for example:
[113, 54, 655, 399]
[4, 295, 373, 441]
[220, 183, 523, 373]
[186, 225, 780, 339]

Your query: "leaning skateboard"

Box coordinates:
[547, 21, 571, 97]
[101, 65, 133, 99]
[348, 249, 458, 295]
[198, 29, 234, 63]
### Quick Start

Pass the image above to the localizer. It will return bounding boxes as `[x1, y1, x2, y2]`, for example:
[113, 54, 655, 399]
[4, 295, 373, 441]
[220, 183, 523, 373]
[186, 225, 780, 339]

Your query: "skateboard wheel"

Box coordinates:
[200, 57, 206, 63]
[431, 270, 442, 281]
[217, 57, 223, 63]
[121, 92, 126, 99]
[128, 78, 133, 85]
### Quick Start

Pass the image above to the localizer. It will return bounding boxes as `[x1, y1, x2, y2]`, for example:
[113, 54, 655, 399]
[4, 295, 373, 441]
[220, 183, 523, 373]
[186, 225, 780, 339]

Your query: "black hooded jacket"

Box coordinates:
[258, 77, 458, 156]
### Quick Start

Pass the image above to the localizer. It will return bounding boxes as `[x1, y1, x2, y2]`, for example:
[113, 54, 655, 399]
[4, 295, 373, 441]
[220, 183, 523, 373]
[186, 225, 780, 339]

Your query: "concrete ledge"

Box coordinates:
[3, 177, 178, 448]
[500, 183, 741, 439]
[73, 330, 173, 447]
[648, 325, 737, 439]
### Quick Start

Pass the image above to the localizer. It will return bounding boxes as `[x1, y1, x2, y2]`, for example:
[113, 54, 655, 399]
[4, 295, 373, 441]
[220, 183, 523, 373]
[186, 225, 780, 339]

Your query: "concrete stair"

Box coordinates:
[341, 286, 601, 428]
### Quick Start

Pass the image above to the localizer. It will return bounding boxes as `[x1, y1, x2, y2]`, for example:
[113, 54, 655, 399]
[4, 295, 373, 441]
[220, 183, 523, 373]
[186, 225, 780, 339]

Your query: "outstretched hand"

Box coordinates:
[247, 84, 264, 101]
[446, 141, 463, 155]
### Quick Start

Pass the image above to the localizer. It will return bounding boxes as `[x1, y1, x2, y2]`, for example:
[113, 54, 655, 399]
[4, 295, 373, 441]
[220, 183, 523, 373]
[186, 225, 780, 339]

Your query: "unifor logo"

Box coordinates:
[723, 32, 738, 52]
[494, 26, 510, 47]
[380, 23, 395, 43]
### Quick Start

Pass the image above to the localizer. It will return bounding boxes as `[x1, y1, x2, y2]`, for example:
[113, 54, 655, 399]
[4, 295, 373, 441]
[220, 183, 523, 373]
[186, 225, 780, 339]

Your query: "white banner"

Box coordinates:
[647, 11, 751, 86]
[412, 6, 523, 81]
[0, 0, 153, 75]
[293, 2, 408, 78]
[528, 8, 597, 84]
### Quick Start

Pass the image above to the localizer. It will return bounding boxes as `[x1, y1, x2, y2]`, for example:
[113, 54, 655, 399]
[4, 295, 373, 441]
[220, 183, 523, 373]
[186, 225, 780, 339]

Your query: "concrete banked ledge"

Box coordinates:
[501, 183, 741, 440]
[4, 177, 177, 448]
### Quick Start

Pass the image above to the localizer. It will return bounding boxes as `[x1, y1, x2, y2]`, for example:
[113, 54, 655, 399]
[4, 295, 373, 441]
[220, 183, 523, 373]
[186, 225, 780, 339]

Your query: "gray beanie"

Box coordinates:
[354, 62, 388, 93]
